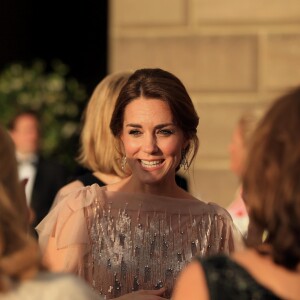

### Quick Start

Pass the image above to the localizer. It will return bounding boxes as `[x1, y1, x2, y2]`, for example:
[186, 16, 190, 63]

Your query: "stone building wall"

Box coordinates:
[108, 0, 300, 206]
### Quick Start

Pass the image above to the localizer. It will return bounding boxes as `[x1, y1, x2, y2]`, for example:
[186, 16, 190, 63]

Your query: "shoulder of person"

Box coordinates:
[36, 272, 101, 299]
[37, 155, 67, 170]
[207, 201, 234, 220]
[172, 259, 209, 300]
[45, 273, 101, 300]
[206, 201, 245, 246]
[4, 272, 101, 300]
[56, 180, 85, 197]
[49, 183, 105, 215]
[50, 180, 85, 209]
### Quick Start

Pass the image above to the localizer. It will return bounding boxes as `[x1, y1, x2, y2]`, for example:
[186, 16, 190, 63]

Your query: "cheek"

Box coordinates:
[230, 143, 238, 161]
[121, 136, 139, 155]
[230, 144, 246, 175]
[160, 139, 183, 156]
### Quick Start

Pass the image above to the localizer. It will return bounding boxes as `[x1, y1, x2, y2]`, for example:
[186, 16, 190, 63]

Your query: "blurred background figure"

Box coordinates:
[8, 110, 69, 228]
[52, 72, 132, 204]
[0, 124, 101, 299]
[227, 109, 264, 237]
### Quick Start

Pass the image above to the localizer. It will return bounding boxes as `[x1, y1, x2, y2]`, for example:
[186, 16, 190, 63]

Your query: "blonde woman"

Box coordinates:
[228, 108, 264, 236]
[52, 72, 132, 204]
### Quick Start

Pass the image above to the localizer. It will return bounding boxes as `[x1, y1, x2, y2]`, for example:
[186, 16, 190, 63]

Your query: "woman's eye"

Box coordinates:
[158, 129, 174, 136]
[129, 129, 142, 136]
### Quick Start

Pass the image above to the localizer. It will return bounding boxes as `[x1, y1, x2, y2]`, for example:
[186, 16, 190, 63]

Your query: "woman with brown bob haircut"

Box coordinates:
[173, 86, 300, 300]
[37, 68, 241, 299]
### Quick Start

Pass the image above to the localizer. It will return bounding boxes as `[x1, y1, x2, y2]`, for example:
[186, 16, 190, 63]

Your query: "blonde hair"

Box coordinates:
[77, 72, 132, 177]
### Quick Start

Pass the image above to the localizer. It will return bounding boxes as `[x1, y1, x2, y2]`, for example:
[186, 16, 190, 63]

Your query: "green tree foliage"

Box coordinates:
[0, 59, 87, 170]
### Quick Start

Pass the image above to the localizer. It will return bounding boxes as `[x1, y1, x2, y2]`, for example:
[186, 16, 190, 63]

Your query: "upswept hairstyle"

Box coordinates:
[77, 71, 132, 177]
[109, 68, 199, 170]
[243, 86, 300, 270]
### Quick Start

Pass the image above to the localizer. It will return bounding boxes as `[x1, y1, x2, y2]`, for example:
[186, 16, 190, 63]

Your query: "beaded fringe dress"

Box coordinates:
[37, 184, 241, 299]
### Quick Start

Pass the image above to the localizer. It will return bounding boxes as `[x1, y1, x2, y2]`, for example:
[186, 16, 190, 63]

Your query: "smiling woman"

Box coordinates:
[37, 68, 243, 300]
[118, 98, 187, 189]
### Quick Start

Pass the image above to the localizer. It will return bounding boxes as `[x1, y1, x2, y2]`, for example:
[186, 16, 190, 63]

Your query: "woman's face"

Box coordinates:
[10, 114, 40, 155]
[120, 97, 187, 185]
[229, 124, 246, 178]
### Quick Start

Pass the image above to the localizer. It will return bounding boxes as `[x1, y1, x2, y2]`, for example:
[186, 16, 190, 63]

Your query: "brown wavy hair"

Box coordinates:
[243, 86, 300, 270]
[0, 126, 43, 292]
[0, 126, 28, 227]
[109, 68, 199, 170]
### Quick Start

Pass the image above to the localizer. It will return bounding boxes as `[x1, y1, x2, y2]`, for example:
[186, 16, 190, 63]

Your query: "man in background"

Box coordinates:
[8, 110, 69, 228]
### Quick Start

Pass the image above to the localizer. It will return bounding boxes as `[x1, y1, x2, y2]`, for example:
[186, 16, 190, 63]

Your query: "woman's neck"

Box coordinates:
[93, 171, 121, 185]
[107, 175, 193, 199]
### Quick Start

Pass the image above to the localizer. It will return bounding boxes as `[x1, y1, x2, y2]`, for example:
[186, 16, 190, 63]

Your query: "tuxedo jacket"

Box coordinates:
[31, 156, 69, 228]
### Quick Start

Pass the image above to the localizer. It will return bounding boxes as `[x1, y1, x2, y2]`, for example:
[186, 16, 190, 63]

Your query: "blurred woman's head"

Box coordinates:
[229, 109, 264, 177]
[243, 87, 300, 270]
[77, 71, 132, 177]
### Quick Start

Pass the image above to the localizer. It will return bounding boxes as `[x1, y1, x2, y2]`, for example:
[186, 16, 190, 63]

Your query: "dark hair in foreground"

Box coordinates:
[110, 68, 199, 169]
[0, 126, 43, 292]
[243, 86, 300, 270]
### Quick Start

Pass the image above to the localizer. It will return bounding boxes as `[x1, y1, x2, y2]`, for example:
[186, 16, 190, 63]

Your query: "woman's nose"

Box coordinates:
[142, 135, 158, 154]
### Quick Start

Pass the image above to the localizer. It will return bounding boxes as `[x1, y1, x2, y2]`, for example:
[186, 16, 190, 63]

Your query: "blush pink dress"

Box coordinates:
[37, 184, 243, 299]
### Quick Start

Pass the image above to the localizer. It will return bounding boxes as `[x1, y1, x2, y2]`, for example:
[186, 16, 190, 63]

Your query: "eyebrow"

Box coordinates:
[125, 123, 174, 129]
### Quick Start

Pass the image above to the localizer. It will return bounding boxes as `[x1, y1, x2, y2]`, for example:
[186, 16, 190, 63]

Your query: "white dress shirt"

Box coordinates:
[16, 152, 38, 206]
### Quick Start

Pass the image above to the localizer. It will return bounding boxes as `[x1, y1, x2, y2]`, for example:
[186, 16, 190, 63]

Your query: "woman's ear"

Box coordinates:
[183, 139, 190, 153]
[118, 138, 126, 156]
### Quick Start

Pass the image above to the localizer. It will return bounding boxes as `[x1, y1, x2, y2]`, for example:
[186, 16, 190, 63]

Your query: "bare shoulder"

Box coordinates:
[172, 260, 209, 300]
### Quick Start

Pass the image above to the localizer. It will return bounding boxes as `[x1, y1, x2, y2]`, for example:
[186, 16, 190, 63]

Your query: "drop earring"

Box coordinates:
[180, 149, 189, 170]
[121, 156, 127, 171]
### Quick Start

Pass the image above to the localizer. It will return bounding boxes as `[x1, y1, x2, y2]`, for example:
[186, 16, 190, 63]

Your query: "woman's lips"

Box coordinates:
[139, 159, 164, 169]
